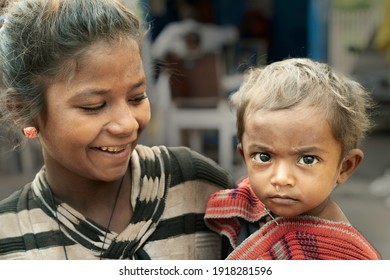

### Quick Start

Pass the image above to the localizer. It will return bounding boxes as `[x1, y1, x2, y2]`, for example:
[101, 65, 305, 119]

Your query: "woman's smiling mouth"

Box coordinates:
[93, 144, 130, 154]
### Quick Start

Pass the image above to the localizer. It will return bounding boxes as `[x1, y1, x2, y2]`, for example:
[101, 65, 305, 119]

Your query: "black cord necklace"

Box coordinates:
[49, 191, 69, 260]
[99, 175, 125, 259]
[50, 175, 125, 260]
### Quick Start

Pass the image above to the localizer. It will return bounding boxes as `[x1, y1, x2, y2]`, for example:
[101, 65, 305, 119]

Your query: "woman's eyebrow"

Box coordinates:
[70, 78, 147, 100]
[69, 88, 110, 101]
[131, 78, 147, 90]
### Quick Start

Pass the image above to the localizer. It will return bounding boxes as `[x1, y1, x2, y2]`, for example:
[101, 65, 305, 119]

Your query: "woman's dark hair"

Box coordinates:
[0, 0, 144, 148]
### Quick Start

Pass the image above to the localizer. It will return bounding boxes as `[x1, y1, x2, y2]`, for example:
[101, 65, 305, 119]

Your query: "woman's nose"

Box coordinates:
[106, 104, 139, 136]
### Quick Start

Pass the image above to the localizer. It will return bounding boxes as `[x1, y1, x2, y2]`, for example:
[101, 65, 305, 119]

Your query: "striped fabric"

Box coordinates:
[205, 177, 381, 260]
[0, 145, 236, 260]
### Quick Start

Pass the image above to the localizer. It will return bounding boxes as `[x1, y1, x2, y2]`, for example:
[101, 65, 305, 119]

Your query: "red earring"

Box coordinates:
[23, 127, 38, 139]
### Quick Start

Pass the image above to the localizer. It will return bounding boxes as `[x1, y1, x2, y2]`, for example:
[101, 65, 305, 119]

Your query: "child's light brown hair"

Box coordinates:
[230, 58, 375, 156]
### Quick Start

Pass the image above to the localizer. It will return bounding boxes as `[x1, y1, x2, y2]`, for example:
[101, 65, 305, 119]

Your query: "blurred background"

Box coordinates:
[1, 0, 390, 258]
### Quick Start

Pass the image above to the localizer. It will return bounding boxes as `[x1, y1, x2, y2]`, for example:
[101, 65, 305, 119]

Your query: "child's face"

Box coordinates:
[240, 106, 345, 217]
[36, 39, 150, 182]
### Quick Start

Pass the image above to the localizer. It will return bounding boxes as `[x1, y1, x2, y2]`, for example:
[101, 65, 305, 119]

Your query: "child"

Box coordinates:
[205, 58, 381, 260]
[0, 0, 236, 260]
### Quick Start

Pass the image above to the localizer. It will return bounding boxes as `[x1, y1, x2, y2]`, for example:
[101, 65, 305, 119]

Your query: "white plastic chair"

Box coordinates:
[166, 52, 237, 172]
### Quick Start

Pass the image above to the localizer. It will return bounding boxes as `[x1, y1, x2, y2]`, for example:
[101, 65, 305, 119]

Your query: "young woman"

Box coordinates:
[0, 0, 236, 260]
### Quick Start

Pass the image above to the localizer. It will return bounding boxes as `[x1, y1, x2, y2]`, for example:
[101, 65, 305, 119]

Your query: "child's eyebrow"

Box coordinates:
[247, 144, 326, 155]
[247, 143, 273, 152]
[292, 146, 326, 155]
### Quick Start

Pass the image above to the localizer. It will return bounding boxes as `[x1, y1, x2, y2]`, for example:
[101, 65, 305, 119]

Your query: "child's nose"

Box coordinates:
[270, 161, 295, 188]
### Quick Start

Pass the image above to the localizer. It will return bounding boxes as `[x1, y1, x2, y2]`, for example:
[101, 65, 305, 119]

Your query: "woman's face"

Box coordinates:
[37, 39, 150, 182]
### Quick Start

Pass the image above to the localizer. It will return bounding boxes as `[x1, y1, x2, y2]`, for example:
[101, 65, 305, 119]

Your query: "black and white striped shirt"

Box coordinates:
[0, 145, 236, 259]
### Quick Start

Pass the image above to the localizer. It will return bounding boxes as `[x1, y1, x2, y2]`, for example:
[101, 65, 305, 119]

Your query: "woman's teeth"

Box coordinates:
[98, 146, 126, 153]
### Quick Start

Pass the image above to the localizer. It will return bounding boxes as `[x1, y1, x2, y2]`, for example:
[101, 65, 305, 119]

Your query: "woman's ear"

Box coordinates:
[337, 149, 364, 185]
[5, 88, 37, 128]
[5, 88, 24, 124]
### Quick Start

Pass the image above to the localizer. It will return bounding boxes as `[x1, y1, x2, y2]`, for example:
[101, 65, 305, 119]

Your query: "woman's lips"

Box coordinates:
[93, 144, 130, 154]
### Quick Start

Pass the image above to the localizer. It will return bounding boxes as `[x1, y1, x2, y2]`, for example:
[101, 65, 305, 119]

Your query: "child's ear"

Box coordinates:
[337, 149, 364, 185]
[237, 143, 244, 159]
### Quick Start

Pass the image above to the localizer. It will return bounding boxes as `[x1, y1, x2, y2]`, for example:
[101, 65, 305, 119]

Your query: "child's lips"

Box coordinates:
[269, 195, 299, 205]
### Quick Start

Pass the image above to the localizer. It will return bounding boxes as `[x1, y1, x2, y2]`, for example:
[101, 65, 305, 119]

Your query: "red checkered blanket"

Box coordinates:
[205, 178, 381, 260]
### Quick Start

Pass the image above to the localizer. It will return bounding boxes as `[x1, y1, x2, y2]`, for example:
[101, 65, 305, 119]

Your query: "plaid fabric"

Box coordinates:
[205, 177, 381, 260]
[0, 145, 235, 260]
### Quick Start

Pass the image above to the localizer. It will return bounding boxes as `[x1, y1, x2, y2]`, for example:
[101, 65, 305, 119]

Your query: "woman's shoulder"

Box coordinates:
[135, 144, 220, 165]
[0, 184, 31, 241]
[136, 144, 237, 190]
[0, 184, 30, 213]
[167, 145, 236, 189]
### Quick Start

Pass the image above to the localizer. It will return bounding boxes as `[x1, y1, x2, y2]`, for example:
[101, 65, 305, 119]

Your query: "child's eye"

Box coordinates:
[253, 152, 272, 163]
[298, 155, 319, 166]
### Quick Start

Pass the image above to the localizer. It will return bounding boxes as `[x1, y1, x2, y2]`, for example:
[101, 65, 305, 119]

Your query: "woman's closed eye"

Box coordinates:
[79, 103, 105, 112]
[128, 93, 148, 105]
[78, 93, 147, 112]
